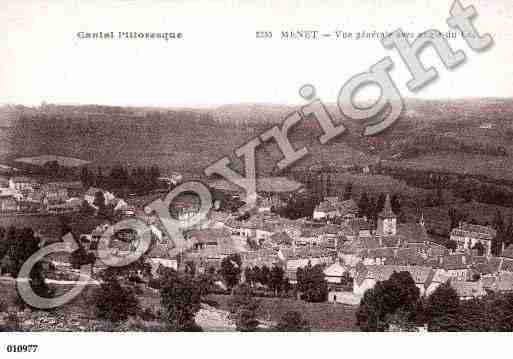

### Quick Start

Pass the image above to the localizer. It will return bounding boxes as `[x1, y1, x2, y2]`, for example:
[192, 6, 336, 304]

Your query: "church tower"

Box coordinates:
[377, 194, 397, 236]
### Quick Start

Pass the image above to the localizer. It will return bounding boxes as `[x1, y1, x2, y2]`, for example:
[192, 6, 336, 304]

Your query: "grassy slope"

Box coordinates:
[208, 294, 358, 331]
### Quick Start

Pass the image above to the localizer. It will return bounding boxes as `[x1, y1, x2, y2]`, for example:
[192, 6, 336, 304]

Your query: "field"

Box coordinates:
[330, 173, 433, 199]
[3, 98, 513, 185]
[14, 155, 91, 167]
[208, 294, 358, 331]
[388, 153, 513, 182]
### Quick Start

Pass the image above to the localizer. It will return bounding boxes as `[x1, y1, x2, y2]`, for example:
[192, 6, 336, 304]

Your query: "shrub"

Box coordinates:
[275, 311, 310, 331]
[93, 277, 139, 323]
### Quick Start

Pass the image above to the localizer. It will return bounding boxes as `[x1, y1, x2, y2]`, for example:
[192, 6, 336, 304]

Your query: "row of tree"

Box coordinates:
[244, 265, 291, 295]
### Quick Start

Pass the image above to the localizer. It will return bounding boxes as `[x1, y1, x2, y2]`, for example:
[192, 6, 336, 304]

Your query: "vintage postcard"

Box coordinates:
[1, 0, 513, 357]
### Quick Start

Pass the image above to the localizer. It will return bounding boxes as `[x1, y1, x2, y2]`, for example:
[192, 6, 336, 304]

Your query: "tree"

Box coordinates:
[260, 265, 271, 287]
[487, 292, 513, 331]
[358, 192, 370, 218]
[93, 276, 139, 323]
[220, 254, 242, 289]
[376, 192, 386, 215]
[343, 182, 353, 200]
[275, 311, 310, 331]
[93, 190, 107, 217]
[445, 239, 457, 252]
[160, 270, 202, 331]
[79, 200, 96, 217]
[270, 265, 285, 295]
[244, 266, 254, 286]
[28, 262, 54, 306]
[357, 284, 386, 331]
[5, 227, 40, 277]
[385, 271, 420, 315]
[356, 271, 420, 331]
[80, 167, 95, 187]
[297, 263, 328, 303]
[252, 266, 261, 286]
[391, 194, 402, 221]
[228, 284, 260, 331]
[505, 218, 513, 248]
[70, 244, 95, 269]
[492, 210, 505, 255]
[425, 281, 460, 331]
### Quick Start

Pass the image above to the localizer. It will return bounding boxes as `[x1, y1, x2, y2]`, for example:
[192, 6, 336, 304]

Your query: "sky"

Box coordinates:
[2, 0, 513, 107]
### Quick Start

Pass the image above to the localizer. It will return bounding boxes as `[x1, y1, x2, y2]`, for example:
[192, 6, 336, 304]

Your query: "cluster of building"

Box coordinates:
[27, 172, 513, 305]
[0, 175, 128, 215]
[156, 190, 513, 304]
[0, 176, 85, 214]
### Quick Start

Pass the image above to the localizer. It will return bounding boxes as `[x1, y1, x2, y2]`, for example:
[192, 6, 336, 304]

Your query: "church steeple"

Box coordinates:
[378, 194, 397, 236]
[379, 194, 396, 219]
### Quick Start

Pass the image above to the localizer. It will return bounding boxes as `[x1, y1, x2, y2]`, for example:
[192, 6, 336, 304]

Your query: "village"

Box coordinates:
[2, 157, 512, 320]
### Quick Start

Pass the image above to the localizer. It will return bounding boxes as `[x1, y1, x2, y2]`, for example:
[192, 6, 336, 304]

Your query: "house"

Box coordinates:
[9, 176, 37, 192]
[146, 242, 178, 276]
[324, 262, 349, 284]
[450, 280, 486, 300]
[256, 194, 285, 213]
[0, 187, 22, 201]
[325, 262, 357, 304]
[344, 218, 373, 239]
[112, 198, 129, 212]
[0, 195, 18, 212]
[270, 231, 294, 247]
[338, 199, 359, 219]
[488, 272, 513, 293]
[425, 269, 451, 296]
[450, 222, 495, 256]
[0, 176, 9, 188]
[41, 183, 68, 203]
[439, 254, 472, 281]
[186, 228, 247, 260]
[313, 200, 338, 220]
[353, 265, 433, 297]
[44, 181, 83, 197]
[312, 197, 358, 221]
[84, 187, 115, 206]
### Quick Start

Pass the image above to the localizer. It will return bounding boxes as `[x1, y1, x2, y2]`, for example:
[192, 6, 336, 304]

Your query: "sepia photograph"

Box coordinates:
[1, 0, 513, 357]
